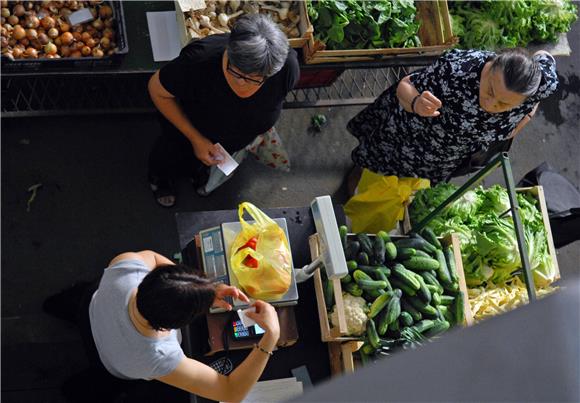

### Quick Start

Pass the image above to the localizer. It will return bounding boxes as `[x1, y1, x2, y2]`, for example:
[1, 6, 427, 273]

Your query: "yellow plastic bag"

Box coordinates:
[344, 170, 430, 234]
[230, 202, 292, 300]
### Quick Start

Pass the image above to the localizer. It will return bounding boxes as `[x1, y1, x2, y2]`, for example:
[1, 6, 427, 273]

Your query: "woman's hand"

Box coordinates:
[212, 284, 249, 311]
[413, 91, 443, 117]
[245, 300, 280, 339]
[191, 137, 224, 166]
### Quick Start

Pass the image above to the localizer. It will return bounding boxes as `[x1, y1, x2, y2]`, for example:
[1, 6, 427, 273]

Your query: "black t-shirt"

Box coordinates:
[159, 34, 300, 152]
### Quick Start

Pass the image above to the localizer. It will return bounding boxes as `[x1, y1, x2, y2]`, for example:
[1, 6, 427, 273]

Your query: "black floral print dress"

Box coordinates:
[347, 49, 558, 182]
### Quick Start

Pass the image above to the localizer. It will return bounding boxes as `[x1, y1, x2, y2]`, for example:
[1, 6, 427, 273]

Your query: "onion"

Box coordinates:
[0, 35, 8, 47]
[70, 49, 81, 58]
[89, 0, 103, 5]
[72, 31, 81, 41]
[25, 15, 40, 28]
[1, 8, 9, 18]
[58, 20, 70, 32]
[104, 18, 113, 28]
[91, 18, 103, 30]
[30, 38, 42, 49]
[85, 37, 96, 48]
[60, 31, 73, 45]
[68, 1, 80, 11]
[54, 36, 62, 46]
[99, 36, 109, 49]
[73, 41, 83, 50]
[25, 28, 38, 40]
[3, 22, 13, 31]
[102, 27, 113, 39]
[13, 4, 25, 17]
[19, 37, 29, 46]
[98, 5, 112, 19]
[7, 15, 18, 25]
[81, 45, 90, 56]
[24, 46, 37, 58]
[47, 27, 58, 38]
[59, 7, 72, 17]
[91, 46, 103, 57]
[60, 44, 70, 56]
[89, 7, 97, 18]
[81, 31, 91, 42]
[12, 46, 23, 58]
[40, 15, 55, 29]
[44, 41, 57, 54]
[7, 37, 16, 46]
[53, 1, 64, 8]
[38, 32, 49, 44]
[13, 25, 26, 40]
[73, 24, 82, 33]
[24, 2, 34, 11]
[0, 26, 6, 36]
[1, 0, 7, 8]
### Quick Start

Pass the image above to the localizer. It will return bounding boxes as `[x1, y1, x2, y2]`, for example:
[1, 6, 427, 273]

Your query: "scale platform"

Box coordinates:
[199, 218, 299, 313]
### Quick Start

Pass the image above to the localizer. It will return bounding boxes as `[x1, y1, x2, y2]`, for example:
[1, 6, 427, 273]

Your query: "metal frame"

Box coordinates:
[408, 152, 536, 301]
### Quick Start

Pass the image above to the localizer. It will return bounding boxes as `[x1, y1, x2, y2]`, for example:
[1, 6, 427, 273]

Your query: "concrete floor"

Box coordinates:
[2, 25, 580, 403]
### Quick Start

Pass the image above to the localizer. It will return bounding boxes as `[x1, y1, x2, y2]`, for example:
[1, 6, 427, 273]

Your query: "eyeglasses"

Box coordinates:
[226, 60, 266, 85]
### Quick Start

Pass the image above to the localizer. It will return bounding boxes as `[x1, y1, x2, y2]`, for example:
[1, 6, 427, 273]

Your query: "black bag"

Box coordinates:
[446, 138, 513, 181]
[517, 162, 580, 249]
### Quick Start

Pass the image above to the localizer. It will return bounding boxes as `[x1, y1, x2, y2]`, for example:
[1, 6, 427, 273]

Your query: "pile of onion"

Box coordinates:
[1, 0, 117, 60]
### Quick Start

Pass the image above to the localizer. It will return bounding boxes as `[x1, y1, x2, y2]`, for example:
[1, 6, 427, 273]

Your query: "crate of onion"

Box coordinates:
[0, 0, 128, 71]
[175, 0, 313, 49]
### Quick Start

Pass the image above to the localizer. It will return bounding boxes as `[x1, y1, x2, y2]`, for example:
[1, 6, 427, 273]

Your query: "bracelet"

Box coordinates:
[254, 344, 273, 356]
[411, 94, 420, 113]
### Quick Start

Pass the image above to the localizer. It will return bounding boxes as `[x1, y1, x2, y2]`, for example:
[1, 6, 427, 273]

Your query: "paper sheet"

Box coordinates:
[176, 0, 206, 12]
[146, 11, 182, 62]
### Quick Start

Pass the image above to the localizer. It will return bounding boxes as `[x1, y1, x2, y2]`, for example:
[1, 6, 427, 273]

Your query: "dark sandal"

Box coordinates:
[149, 175, 176, 208]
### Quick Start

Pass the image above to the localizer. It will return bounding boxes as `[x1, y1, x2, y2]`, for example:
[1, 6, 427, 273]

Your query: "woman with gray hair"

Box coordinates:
[148, 14, 299, 207]
[347, 48, 558, 190]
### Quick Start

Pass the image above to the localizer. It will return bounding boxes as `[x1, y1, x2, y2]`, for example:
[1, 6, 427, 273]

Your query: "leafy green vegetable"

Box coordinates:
[307, 0, 421, 50]
[409, 184, 556, 287]
[449, 0, 578, 49]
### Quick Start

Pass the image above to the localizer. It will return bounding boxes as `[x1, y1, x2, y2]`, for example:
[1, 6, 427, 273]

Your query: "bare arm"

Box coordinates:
[157, 301, 280, 402]
[108, 250, 175, 270]
[148, 71, 221, 166]
[509, 103, 539, 139]
[396, 75, 442, 117]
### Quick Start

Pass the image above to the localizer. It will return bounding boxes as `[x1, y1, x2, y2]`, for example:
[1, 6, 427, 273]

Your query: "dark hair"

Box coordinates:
[491, 48, 541, 97]
[136, 264, 215, 331]
[227, 13, 289, 77]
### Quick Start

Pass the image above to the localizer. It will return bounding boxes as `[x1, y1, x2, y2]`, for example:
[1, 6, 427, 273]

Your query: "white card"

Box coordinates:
[68, 8, 94, 26]
[146, 12, 182, 62]
[215, 143, 239, 176]
[237, 307, 257, 328]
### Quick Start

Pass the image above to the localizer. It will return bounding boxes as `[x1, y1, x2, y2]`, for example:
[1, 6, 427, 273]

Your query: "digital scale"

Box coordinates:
[199, 218, 299, 313]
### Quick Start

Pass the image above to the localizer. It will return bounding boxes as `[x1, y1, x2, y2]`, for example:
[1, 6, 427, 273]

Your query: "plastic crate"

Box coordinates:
[1, 1, 128, 72]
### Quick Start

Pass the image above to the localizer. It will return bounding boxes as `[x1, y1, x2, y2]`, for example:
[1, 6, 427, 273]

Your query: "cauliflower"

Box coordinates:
[330, 293, 368, 336]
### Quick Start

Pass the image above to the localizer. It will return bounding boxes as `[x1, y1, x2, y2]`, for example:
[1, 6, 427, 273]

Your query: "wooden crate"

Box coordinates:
[303, 0, 457, 65]
[311, 232, 473, 346]
[175, 1, 313, 49]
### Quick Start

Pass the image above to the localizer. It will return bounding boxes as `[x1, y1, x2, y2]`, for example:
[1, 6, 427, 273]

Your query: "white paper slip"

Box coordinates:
[146, 11, 182, 62]
[237, 307, 257, 328]
[215, 143, 239, 176]
[68, 8, 94, 26]
[176, 0, 207, 12]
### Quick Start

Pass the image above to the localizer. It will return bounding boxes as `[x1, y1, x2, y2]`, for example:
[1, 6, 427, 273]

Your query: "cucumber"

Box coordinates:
[361, 342, 376, 355]
[424, 320, 450, 337]
[402, 256, 440, 271]
[356, 233, 373, 256]
[390, 278, 417, 296]
[453, 291, 465, 326]
[374, 269, 393, 292]
[443, 282, 460, 294]
[353, 270, 373, 283]
[416, 275, 432, 304]
[377, 308, 390, 336]
[358, 279, 388, 291]
[434, 249, 452, 286]
[389, 318, 400, 332]
[426, 284, 440, 295]
[420, 271, 443, 293]
[340, 274, 352, 284]
[444, 247, 458, 283]
[412, 319, 435, 334]
[397, 247, 416, 260]
[385, 295, 401, 325]
[344, 241, 360, 260]
[339, 225, 348, 249]
[401, 298, 422, 321]
[414, 250, 433, 258]
[323, 278, 334, 308]
[392, 264, 421, 290]
[394, 238, 436, 253]
[409, 233, 437, 253]
[377, 230, 391, 243]
[372, 235, 386, 265]
[420, 227, 442, 249]
[357, 251, 370, 266]
[385, 242, 397, 261]
[399, 311, 414, 327]
[346, 260, 358, 272]
[439, 295, 455, 306]
[407, 297, 438, 317]
[437, 304, 449, 317]
[359, 350, 370, 366]
[432, 292, 441, 306]
[366, 319, 381, 349]
[369, 293, 391, 318]
[357, 264, 386, 275]
[345, 282, 363, 297]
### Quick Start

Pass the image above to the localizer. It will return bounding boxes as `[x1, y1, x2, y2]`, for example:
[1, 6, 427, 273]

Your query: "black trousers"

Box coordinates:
[45, 281, 186, 402]
[147, 113, 206, 182]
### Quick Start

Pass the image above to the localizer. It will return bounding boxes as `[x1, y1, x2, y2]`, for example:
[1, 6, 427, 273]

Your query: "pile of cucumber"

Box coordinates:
[328, 226, 465, 362]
